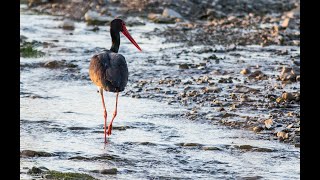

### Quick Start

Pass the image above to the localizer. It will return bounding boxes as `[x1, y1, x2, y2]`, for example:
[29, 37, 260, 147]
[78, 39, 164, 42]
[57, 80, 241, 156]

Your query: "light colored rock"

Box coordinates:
[286, 124, 294, 129]
[276, 97, 284, 103]
[240, 68, 250, 75]
[281, 92, 295, 101]
[84, 10, 112, 25]
[277, 131, 289, 139]
[253, 126, 263, 133]
[264, 119, 273, 129]
[148, 13, 161, 20]
[281, 18, 290, 28]
[60, 19, 75, 30]
[148, 13, 176, 24]
[125, 17, 145, 26]
[162, 8, 182, 19]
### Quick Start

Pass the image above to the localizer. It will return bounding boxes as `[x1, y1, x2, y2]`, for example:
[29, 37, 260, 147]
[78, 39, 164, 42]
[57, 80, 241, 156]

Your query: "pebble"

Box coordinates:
[27, 167, 43, 174]
[179, 64, 189, 69]
[277, 131, 289, 139]
[281, 92, 295, 101]
[240, 68, 250, 75]
[253, 126, 263, 133]
[100, 168, 117, 174]
[264, 119, 273, 129]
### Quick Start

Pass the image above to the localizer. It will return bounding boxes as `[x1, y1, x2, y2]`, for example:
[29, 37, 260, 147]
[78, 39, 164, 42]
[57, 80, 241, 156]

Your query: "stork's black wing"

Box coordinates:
[104, 52, 128, 92]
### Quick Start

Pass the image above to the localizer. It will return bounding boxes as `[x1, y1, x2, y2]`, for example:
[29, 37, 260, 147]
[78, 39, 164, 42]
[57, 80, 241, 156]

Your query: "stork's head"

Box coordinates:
[110, 19, 142, 51]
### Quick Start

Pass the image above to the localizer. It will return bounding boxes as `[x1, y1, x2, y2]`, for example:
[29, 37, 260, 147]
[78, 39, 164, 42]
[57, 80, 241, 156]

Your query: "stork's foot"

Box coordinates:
[107, 124, 113, 136]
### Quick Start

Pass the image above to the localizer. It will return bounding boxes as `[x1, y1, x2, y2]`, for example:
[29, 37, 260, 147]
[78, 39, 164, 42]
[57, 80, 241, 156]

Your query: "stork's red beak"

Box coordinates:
[121, 24, 142, 52]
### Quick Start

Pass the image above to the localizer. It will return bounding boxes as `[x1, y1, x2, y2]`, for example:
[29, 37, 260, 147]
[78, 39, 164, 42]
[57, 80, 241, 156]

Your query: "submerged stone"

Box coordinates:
[20, 150, 53, 157]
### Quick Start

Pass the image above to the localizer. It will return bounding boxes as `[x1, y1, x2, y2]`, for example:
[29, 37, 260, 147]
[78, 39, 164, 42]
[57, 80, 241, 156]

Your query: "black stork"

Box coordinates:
[89, 18, 142, 143]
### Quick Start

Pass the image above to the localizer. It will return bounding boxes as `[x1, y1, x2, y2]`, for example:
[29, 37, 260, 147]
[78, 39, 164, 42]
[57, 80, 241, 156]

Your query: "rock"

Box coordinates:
[162, 8, 182, 19]
[68, 127, 90, 130]
[294, 143, 300, 148]
[179, 64, 189, 69]
[178, 143, 202, 147]
[125, 17, 146, 26]
[286, 124, 294, 129]
[253, 126, 263, 133]
[218, 77, 233, 83]
[234, 85, 259, 94]
[239, 176, 263, 180]
[230, 93, 237, 99]
[100, 168, 117, 175]
[44, 60, 61, 68]
[84, 10, 112, 25]
[205, 113, 216, 120]
[68, 156, 89, 160]
[45, 170, 97, 179]
[253, 148, 274, 152]
[202, 146, 221, 151]
[43, 60, 78, 69]
[204, 54, 219, 61]
[20, 35, 28, 43]
[276, 97, 284, 103]
[248, 70, 267, 80]
[236, 145, 253, 150]
[294, 93, 300, 101]
[27, 167, 43, 174]
[240, 68, 250, 75]
[280, 66, 298, 82]
[231, 104, 239, 109]
[148, 13, 175, 24]
[138, 142, 156, 146]
[222, 112, 236, 118]
[240, 94, 249, 102]
[210, 86, 222, 93]
[281, 18, 290, 28]
[280, 66, 292, 74]
[20, 150, 53, 157]
[59, 19, 75, 30]
[277, 131, 289, 139]
[264, 119, 273, 129]
[51, 3, 59, 9]
[148, 13, 161, 20]
[281, 92, 295, 101]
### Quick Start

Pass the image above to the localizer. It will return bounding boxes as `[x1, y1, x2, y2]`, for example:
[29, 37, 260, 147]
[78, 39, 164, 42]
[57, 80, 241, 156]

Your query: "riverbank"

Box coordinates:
[21, 0, 300, 145]
[20, 2, 300, 179]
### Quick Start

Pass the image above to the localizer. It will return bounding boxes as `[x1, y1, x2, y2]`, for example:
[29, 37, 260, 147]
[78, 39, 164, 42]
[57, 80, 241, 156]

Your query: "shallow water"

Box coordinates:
[20, 7, 299, 180]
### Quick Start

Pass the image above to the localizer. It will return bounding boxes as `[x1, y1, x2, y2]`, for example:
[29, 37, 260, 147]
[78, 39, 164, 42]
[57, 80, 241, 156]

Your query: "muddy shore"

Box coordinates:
[22, 0, 300, 146]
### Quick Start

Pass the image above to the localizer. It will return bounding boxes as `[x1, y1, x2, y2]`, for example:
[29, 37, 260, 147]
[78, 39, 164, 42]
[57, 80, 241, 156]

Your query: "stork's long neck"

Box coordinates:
[110, 29, 120, 53]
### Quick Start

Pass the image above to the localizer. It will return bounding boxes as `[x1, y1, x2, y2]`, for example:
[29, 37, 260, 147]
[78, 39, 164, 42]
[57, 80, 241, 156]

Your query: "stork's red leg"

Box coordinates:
[100, 88, 108, 143]
[107, 92, 119, 136]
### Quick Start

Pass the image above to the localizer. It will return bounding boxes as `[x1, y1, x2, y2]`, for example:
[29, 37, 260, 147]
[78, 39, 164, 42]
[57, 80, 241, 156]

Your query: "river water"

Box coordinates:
[20, 5, 299, 180]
